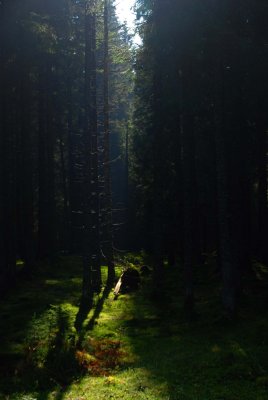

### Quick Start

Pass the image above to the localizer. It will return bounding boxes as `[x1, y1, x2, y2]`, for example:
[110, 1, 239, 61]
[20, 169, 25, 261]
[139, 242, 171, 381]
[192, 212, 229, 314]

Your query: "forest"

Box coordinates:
[0, 0, 267, 399]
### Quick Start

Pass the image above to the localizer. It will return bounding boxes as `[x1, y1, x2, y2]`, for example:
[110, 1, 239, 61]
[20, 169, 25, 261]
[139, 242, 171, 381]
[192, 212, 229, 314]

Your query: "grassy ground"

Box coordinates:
[0, 255, 268, 400]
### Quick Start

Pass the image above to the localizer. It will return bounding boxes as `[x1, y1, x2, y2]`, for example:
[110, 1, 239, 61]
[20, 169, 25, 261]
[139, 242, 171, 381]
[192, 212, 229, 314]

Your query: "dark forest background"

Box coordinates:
[0, 0, 133, 294]
[130, 0, 268, 316]
[0, 1, 268, 398]
[0, 0, 268, 319]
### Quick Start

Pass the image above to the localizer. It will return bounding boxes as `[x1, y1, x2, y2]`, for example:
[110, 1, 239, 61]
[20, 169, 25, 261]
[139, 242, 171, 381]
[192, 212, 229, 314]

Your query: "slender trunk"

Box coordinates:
[59, 126, 68, 251]
[67, 82, 76, 254]
[180, 64, 195, 314]
[82, 0, 101, 300]
[38, 61, 56, 259]
[17, 65, 35, 270]
[103, 0, 115, 285]
[214, 35, 236, 317]
[257, 119, 268, 263]
[1, 68, 17, 285]
[151, 1, 166, 290]
[256, 50, 268, 263]
[0, 14, 5, 287]
[152, 68, 164, 291]
[124, 123, 129, 248]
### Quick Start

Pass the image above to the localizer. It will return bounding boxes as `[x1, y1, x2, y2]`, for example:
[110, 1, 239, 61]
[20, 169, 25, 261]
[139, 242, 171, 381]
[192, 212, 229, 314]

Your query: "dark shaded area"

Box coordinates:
[121, 262, 268, 400]
[132, 0, 268, 316]
[0, 256, 83, 397]
[0, 0, 132, 293]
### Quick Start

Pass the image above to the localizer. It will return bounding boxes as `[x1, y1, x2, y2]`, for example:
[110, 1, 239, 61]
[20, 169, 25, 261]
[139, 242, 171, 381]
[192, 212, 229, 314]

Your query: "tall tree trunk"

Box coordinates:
[151, 0, 165, 293]
[257, 113, 268, 264]
[255, 47, 268, 264]
[67, 81, 78, 254]
[180, 62, 195, 314]
[82, 0, 101, 300]
[102, 0, 115, 285]
[38, 61, 56, 259]
[0, 6, 5, 288]
[17, 64, 35, 270]
[1, 69, 17, 286]
[214, 34, 237, 317]
[59, 125, 69, 251]
[124, 122, 129, 248]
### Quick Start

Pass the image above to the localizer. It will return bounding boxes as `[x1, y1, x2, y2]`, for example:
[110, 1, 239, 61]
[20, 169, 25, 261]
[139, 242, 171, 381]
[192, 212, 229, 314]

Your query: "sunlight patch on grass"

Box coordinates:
[16, 259, 25, 266]
[55, 367, 171, 400]
[211, 344, 221, 353]
[45, 279, 60, 285]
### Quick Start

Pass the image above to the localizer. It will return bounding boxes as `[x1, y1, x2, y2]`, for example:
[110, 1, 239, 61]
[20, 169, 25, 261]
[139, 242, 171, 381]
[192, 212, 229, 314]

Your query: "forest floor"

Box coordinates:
[0, 254, 268, 400]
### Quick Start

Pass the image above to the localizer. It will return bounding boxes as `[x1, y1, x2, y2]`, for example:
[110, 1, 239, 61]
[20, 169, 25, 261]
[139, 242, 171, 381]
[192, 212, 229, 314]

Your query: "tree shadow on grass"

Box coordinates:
[0, 256, 83, 350]
[0, 256, 84, 399]
[117, 265, 268, 400]
[36, 307, 81, 400]
[74, 295, 94, 333]
[86, 283, 112, 330]
[44, 283, 114, 400]
[0, 304, 81, 400]
[74, 282, 113, 344]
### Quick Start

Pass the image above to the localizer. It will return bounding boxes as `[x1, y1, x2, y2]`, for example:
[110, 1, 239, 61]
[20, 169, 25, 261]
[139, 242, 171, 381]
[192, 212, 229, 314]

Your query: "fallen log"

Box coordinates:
[114, 267, 141, 299]
[114, 275, 123, 298]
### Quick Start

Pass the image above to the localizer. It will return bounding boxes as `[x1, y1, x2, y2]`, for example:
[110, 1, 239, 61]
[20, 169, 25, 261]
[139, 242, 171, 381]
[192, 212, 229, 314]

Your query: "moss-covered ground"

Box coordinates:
[0, 255, 268, 400]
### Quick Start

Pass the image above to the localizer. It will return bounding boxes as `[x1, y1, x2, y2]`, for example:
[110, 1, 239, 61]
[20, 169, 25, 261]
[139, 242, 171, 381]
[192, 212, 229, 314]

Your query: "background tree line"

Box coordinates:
[131, 0, 268, 316]
[1, 0, 267, 318]
[0, 0, 133, 294]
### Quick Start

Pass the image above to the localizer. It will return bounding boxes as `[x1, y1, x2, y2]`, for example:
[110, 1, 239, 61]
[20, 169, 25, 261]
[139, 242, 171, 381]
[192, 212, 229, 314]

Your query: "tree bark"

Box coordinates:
[103, 0, 115, 285]
[82, 0, 101, 300]
[38, 60, 56, 259]
[214, 34, 237, 317]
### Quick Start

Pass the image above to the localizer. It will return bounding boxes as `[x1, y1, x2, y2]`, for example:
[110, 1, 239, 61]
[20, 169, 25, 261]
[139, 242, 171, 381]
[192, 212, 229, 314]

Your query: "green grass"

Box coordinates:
[0, 255, 268, 399]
